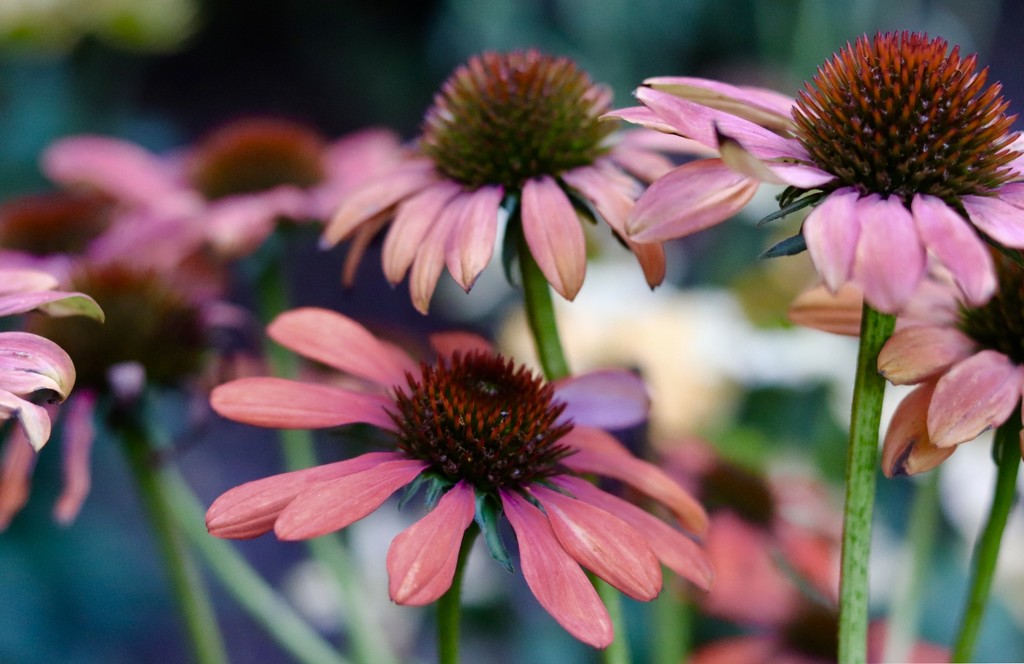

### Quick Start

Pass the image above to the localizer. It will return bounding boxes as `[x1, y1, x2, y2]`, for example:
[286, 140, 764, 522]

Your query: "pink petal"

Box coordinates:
[603, 106, 683, 137]
[500, 490, 613, 648]
[626, 159, 758, 243]
[882, 382, 955, 477]
[428, 331, 493, 358]
[0, 268, 59, 294]
[53, 390, 97, 524]
[912, 195, 996, 306]
[553, 370, 649, 429]
[205, 188, 311, 257]
[0, 289, 102, 320]
[802, 189, 861, 292]
[555, 476, 713, 590]
[387, 481, 475, 605]
[381, 181, 461, 284]
[268, 308, 417, 388]
[445, 185, 503, 291]
[275, 458, 427, 540]
[409, 192, 467, 314]
[561, 164, 637, 235]
[627, 238, 667, 288]
[787, 283, 863, 336]
[206, 452, 404, 538]
[531, 485, 661, 600]
[0, 428, 37, 530]
[0, 389, 52, 451]
[210, 377, 396, 431]
[0, 331, 77, 399]
[643, 76, 797, 127]
[561, 426, 708, 534]
[963, 194, 1024, 247]
[521, 176, 586, 301]
[928, 350, 1024, 447]
[851, 195, 926, 313]
[340, 213, 390, 287]
[878, 326, 977, 385]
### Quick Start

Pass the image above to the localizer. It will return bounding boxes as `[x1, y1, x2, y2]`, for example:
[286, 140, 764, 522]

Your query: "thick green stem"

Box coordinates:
[838, 304, 895, 664]
[120, 426, 229, 664]
[951, 419, 1022, 661]
[437, 525, 479, 664]
[652, 579, 689, 664]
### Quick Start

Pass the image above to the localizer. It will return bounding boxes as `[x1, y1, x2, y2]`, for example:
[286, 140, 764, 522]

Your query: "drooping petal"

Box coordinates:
[882, 382, 955, 477]
[928, 350, 1024, 447]
[802, 189, 861, 292]
[0, 289, 103, 320]
[54, 390, 97, 524]
[205, 188, 312, 257]
[561, 426, 708, 534]
[210, 377, 396, 431]
[626, 159, 758, 243]
[381, 180, 461, 284]
[851, 195, 926, 313]
[275, 458, 427, 540]
[206, 452, 404, 539]
[0, 428, 37, 530]
[787, 283, 863, 336]
[561, 164, 637, 236]
[409, 192, 467, 314]
[552, 370, 649, 429]
[530, 485, 661, 600]
[500, 490, 613, 648]
[387, 481, 475, 605]
[963, 194, 1024, 248]
[912, 195, 996, 306]
[521, 176, 586, 301]
[0, 331, 77, 399]
[267, 308, 417, 388]
[878, 326, 976, 385]
[0, 389, 51, 451]
[626, 238, 667, 288]
[445, 184, 503, 291]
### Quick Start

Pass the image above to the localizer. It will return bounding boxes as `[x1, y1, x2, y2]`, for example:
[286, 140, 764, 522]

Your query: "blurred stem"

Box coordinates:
[838, 304, 895, 664]
[119, 424, 228, 664]
[437, 525, 479, 664]
[162, 470, 350, 664]
[254, 244, 397, 664]
[951, 419, 1022, 662]
[517, 229, 630, 664]
[652, 582, 689, 664]
[883, 471, 939, 663]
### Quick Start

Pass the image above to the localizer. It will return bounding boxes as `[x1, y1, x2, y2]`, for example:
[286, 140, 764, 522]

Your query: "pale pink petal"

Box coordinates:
[54, 390, 97, 524]
[88, 211, 206, 270]
[341, 213, 390, 287]
[643, 76, 797, 127]
[267, 308, 417, 388]
[0, 268, 59, 294]
[521, 176, 586, 301]
[963, 194, 1024, 247]
[553, 370, 649, 429]
[0, 389, 51, 451]
[788, 283, 863, 336]
[0, 287, 100, 320]
[802, 188, 861, 292]
[445, 185, 503, 291]
[531, 485, 661, 600]
[626, 159, 759, 243]
[275, 458, 427, 540]
[210, 377, 396, 431]
[878, 326, 976, 385]
[912, 195, 996, 306]
[500, 490, 613, 648]
[561, 426, 708, 534]
[0, 331, 76, 399]
[561, 164, 637, 235]
[387, 481, 475, 605]
[603, 106, 683, 137]
[206, 452, 404, 538]
[555, 476, 713, 590]
[851, 195, 926, 313]
[928, 351, 1024, 447]
[381, 181, 461, 284]
[882, 382, 955, 477]
[205, 188, 311, 257]
[428, 331, 493, 358]
[0, 428, 37, 530]
[409, 193, 467, 314]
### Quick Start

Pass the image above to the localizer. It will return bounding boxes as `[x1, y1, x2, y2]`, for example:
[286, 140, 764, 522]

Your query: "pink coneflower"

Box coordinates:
[206, 307, 712, 647]
[615, 32, 1024, 314]
[42, 119, 403, 258]
[322, 49, 732, 313]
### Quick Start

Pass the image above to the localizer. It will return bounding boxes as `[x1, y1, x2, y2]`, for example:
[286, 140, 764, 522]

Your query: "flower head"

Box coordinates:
[323, 49, 702, 313]
[617, 32, 1024, 314]
[206, 307, 712, 647]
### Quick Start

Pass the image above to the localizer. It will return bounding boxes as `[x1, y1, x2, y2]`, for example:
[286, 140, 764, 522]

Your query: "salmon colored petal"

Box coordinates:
[626, 159, 758, 243]
[206, 452, 404, 539]
[381, 181, 461, 284]
[409, 193, 467, 314]
[882, 382, 955, 477]
[210, 377, 396, 430]
[275, 458, 427, 540]
[963, 194, 1024, 247]
[531, 485, 661, 600]
[387, 481, 475, 605]
[0, 389, 51, 451]
[445, 185, 503, 291]
[788, 283, 863, 336]
[0, 428, 37, 530]
[802, 189, 861, 293]
[561, 164, 638, 235]
[555, 476, 713, 590]
[0, 331, 77, 399]
[54, 391, 97, 525]
[561, 426, 708, 534]
[553, 370, 649, 429]
[522, 176, 586, 301]
[879, 326, 976, 385]
[428, 331, 493, 358]
[500, 490, 613, 648]
[912, 195, 996, 307]
[627, 238, 667, 288]
[852, 195, 926, 314]
[928, 350, 1024, 447]
[267, 308, 417, 388]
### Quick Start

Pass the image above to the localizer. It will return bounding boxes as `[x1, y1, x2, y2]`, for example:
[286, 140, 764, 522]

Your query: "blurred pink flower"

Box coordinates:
[206, 307, 712, 648]
[322, 50, 715, 313]
[616, 32, 1024, 314]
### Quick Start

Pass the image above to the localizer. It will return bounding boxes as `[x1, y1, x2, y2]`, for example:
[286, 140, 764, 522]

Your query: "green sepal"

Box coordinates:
[759, 232, 808, 259]
[757, 191, 826, 226]
[474, 491, 513, 573]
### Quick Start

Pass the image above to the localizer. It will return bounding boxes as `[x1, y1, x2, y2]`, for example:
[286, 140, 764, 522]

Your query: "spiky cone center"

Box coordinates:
[390, 350, 573, 492]
[958, 253, 1024, 364]
[27, 264, 206, 390]
[420, 50, 617, 190]
[793, 31, 1019, 205]
[699, 460, 776, 528]
[0, 191, 112, 255]
[188, 118, 327, 200]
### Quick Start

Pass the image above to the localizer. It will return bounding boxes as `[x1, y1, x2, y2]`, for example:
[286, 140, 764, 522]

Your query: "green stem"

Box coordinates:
[593, 574, 631, 664]
[120, 425, 229, 664]
[838, 303, 895, 664]
[162, 470, 350, 664]
[951, 419, 1022, 662]
[652, 580, 689, 664]
[437, 525, 479, 664]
